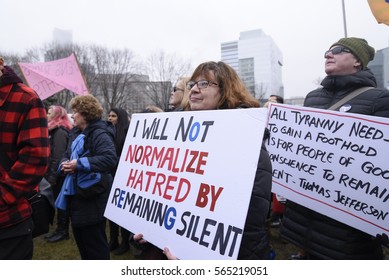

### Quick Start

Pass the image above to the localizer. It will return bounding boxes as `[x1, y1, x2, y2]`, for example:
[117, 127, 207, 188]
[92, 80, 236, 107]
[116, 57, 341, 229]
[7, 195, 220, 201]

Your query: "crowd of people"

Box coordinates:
[1, 36, 389, 260]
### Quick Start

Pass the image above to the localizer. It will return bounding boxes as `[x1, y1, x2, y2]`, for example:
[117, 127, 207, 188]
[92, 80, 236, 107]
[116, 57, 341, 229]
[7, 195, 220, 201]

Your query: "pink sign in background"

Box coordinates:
[19, 53, 88, 100]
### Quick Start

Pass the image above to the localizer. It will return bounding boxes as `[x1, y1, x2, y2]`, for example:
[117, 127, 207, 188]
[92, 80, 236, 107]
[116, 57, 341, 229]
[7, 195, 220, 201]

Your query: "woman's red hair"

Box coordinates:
[48, 105, 73, 131]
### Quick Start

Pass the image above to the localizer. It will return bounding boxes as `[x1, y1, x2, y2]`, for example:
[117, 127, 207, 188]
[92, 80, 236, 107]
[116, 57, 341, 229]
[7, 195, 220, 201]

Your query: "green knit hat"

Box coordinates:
[330, 37, 375, 69]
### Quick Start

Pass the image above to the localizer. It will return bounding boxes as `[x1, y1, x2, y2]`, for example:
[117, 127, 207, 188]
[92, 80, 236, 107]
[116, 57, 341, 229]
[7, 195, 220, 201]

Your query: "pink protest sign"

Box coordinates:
[19, 53, 89, 100]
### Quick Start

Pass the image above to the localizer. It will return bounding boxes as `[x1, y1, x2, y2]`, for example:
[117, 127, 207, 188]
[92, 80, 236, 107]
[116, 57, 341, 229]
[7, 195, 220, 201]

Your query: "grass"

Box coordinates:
[32, 223, 134, 260]
[33, 222, 388, 260]
[32, 222, 302, 260]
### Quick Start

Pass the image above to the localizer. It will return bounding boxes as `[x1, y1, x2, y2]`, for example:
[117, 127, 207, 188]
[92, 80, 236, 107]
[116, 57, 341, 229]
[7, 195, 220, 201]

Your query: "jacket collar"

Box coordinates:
[0, 66, 23, 87]
[0, 66, 23, 107]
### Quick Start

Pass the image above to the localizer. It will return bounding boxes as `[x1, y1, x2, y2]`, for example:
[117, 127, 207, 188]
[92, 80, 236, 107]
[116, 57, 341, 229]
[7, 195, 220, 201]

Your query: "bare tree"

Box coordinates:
[41, 43, 82, 108]
[0, 52, 25, 79]
[0, 49, 40, 80]
[1, 49, 55, 107]
[30, 43, 142, 113]
[89, 45, 141, 113]
[144, 50, 191, 111]
[23, 48, 41, 63]
[3, 45, 194, 115]
[254, 82, 268, 103]
[1, 52, 22, 65]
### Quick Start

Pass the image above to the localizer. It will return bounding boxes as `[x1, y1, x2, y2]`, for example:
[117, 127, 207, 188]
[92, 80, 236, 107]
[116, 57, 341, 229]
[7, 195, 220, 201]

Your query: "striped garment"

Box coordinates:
[0, 66, 49, 229]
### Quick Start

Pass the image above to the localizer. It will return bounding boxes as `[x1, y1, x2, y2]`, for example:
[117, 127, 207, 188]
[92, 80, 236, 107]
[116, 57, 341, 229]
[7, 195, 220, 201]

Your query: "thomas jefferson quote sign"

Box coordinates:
[266, 103, 389, 237]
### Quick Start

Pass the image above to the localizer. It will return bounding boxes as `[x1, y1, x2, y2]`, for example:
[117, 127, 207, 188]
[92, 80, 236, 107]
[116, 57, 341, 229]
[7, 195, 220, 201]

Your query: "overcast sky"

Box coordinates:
[2, 0, 389, 98]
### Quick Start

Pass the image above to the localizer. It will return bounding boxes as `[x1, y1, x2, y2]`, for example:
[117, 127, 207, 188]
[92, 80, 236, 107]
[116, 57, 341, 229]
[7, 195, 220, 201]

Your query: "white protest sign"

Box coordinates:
[105, 108, 267, 259]
[266, 103, 389, 236]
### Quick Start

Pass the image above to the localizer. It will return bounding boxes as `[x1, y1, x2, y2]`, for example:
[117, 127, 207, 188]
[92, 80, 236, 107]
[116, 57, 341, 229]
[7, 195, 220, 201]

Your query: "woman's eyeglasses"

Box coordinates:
[186, 80, 219, 90]
[324, 46, 351, 58]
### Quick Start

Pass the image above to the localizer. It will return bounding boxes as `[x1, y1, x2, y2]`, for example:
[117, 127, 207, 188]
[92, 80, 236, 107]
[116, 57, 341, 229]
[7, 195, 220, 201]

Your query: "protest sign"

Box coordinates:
[18, 53, 88, 100]
[266, 103, 389, 236]
[105, 108, 268, 260]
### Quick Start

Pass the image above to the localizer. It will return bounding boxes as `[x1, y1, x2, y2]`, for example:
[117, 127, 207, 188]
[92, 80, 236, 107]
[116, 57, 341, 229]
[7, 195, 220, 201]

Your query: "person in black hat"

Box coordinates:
[280, 37, 389, 259]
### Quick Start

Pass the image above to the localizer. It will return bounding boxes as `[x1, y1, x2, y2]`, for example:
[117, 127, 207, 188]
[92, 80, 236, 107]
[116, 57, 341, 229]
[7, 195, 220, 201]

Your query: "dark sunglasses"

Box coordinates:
[173, 86, 184, 92]
[324, 46, 352, 58]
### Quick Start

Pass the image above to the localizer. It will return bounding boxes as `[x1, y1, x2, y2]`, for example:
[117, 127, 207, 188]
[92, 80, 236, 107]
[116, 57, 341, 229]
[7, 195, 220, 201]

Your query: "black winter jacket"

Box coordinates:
[281, 70, 389, 259]
[63, 120, 118, 227]
[304, 69, 389, 116]
[237, 142, 272, 259]
[46, 126, 70, 196]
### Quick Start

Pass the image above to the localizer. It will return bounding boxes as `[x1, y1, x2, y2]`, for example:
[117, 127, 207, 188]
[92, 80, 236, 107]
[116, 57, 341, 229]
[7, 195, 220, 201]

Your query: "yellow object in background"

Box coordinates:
[367, 0, 389, 25]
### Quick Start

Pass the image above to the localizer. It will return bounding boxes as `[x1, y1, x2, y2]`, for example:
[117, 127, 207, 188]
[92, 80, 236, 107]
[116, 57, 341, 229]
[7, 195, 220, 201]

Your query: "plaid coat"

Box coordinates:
[0, 66, 49, 230]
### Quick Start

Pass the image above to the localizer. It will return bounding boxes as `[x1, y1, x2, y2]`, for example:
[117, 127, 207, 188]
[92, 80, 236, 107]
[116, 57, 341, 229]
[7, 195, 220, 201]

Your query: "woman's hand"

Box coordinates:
[61, 159, 77, 174]
[163, 247, 178, 260]
[133, 233, 148, 244]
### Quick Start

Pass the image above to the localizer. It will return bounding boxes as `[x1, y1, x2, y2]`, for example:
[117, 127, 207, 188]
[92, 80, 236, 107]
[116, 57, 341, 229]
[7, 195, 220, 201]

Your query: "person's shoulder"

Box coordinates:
[69, 127, 81, 138]
[16, 83, 40, 99]
[7, 83, 41, 104]
[355, 86, 389, 102]
[88, 120, 115, 139]
[303, 86, 324, 104]
[306, 86, 323, 95]
[102, 120, 116, 134]
[371, 87, 389, 95]
[56, 125, 71, 136]
[366, 87, 389, 108]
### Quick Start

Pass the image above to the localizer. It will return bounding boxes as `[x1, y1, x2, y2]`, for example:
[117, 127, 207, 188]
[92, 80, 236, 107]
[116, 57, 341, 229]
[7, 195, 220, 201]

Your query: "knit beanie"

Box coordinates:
[330, 37, 375, 69]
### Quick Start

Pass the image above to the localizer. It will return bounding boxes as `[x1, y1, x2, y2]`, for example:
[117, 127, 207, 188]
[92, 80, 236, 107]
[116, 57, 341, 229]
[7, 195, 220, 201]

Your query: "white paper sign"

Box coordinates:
[105, 108, 268, 259]
[266, 103, 389, 237]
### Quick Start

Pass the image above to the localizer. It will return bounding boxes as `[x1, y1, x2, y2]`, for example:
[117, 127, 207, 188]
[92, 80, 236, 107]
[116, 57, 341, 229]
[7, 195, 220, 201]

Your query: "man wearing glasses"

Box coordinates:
[280, 37, 389, 259]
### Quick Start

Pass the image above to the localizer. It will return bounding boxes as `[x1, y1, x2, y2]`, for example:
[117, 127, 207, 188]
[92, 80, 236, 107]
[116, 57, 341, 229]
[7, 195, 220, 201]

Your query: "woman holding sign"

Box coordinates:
[185, 61, 273, 259]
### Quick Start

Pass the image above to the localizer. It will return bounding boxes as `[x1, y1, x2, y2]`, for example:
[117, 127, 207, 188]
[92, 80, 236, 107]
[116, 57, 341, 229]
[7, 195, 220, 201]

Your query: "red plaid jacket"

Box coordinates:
[0, 66, 49, 229]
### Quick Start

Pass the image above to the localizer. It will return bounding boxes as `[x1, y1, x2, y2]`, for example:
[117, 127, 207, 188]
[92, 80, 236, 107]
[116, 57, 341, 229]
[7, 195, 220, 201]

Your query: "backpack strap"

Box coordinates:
[328, 86, 374, 111]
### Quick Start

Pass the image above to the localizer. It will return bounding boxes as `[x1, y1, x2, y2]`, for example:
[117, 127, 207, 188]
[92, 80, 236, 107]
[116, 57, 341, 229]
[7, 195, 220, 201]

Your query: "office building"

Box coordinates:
[221, 29, 284, 100]
[52, 28, 73, 47]
[369, 46, 389, 90]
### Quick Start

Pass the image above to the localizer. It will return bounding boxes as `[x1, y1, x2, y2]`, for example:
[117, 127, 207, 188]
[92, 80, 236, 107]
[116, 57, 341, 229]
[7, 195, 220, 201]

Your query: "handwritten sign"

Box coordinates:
[18, 54, 88, 100]
[105, 108, 268, 259]
[266, 103, 389, 236]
